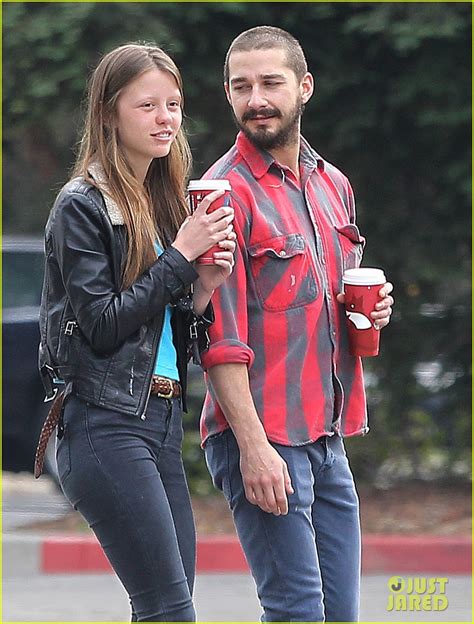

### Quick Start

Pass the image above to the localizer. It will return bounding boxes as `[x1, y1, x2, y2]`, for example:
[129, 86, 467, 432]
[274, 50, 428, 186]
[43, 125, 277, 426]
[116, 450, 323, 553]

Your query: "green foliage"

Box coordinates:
[3, 2, 471, 490]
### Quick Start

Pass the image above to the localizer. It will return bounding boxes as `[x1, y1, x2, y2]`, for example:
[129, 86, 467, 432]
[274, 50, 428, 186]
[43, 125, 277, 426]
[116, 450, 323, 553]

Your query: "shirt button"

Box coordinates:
[279, 250, 287, 257]
[327, 293, 332, 300]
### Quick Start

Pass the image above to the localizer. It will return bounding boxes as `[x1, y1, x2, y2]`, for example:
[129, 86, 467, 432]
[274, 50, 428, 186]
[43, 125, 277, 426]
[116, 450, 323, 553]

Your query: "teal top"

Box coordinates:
[153, 242, 179, 381]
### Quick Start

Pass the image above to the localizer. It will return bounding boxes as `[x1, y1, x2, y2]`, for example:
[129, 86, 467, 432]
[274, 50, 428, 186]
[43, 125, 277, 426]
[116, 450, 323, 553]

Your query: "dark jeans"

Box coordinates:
[205, 430, 361, 622]
[57, 394, 196, 622]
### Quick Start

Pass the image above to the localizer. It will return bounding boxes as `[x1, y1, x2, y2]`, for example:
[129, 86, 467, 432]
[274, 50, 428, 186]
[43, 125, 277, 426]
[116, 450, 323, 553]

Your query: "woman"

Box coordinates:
[36, 43, 235, 622]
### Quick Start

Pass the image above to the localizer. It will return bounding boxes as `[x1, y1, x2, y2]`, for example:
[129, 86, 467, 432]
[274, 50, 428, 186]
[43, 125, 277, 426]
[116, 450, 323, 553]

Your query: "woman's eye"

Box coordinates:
[142, 102, 154, 109]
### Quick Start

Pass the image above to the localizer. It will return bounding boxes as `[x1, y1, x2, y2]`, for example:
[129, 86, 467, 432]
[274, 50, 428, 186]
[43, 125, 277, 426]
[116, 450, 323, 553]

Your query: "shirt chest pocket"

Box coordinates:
[335, 224, 365, 271]
[247, 233, 318, 312]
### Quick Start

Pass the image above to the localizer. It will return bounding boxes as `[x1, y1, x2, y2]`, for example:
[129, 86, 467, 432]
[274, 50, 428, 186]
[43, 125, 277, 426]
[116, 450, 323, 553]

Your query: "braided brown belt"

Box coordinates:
[150, 375, 181, 399]
[34, 376, 180, 478]
[34, 389, 66, 479]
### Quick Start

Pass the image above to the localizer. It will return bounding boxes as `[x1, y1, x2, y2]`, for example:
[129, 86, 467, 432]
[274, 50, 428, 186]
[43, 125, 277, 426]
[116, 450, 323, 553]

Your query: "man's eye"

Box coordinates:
[142, 103, 154, 109]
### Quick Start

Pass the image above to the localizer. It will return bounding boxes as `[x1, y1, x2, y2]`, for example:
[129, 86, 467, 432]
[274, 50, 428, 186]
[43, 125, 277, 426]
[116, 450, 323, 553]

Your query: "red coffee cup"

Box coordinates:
[187, 179, 232, 265]
[342, 268, 387, 357]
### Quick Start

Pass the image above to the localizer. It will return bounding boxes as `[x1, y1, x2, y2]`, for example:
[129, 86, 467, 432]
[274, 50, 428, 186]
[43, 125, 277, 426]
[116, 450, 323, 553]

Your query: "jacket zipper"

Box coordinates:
[140, 377, 154, 421]
[139, 314, 165, 421]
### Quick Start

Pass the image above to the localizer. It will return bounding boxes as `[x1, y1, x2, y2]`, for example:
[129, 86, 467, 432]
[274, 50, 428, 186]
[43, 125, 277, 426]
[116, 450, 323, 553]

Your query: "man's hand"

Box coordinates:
[239, 441, 294, 515]
[337, 281, 394, 330]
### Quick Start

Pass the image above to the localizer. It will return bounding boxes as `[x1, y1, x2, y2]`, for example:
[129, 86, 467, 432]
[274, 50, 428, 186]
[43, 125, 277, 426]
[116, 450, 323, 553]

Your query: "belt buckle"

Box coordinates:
[157, 378, 174, 399]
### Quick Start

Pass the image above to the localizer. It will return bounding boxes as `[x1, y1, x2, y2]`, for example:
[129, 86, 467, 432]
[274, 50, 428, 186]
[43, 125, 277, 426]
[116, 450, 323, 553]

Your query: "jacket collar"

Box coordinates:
[87, 163, 125, 225]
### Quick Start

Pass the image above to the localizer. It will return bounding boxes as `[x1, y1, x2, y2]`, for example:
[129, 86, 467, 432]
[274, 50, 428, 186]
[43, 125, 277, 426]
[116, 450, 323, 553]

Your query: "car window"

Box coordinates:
[2, 250, 45, 309]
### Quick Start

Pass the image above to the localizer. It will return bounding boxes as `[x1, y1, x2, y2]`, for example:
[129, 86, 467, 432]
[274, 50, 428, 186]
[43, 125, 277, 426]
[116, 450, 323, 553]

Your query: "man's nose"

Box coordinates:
[247, 87, 267, 109]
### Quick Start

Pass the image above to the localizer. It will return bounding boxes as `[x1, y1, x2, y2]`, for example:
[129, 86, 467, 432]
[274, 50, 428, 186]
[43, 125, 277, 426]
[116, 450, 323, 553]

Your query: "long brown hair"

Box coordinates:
[72, 43, 192, 289]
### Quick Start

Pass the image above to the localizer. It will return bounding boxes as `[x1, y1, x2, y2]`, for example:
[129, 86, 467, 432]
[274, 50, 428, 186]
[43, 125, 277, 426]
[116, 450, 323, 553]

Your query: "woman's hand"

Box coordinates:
[193, 232, 237, 315]
[171, 189, 234, 262]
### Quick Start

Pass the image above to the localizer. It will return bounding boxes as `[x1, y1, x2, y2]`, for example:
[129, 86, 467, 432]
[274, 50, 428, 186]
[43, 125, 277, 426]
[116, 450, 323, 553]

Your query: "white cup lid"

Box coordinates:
[342, 267, 386, 286]
[188, 179, 231, 191]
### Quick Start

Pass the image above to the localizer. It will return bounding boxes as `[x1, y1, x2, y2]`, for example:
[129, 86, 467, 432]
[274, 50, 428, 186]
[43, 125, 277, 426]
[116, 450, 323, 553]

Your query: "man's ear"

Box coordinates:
[301, 72, 314, 105]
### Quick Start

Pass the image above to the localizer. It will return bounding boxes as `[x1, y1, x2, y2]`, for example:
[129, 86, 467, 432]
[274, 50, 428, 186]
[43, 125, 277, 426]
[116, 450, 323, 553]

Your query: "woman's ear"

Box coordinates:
[103, 111, 116, 130]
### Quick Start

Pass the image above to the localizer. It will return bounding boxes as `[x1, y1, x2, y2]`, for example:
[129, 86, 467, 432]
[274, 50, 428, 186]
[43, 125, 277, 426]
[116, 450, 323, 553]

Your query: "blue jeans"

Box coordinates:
[205, 430, 361, 622]
[57, 394, 195, 622]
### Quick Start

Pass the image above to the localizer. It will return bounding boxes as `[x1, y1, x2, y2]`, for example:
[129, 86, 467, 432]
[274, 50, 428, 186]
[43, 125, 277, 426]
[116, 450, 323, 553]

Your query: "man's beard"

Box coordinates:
[234, 98, 305, 151]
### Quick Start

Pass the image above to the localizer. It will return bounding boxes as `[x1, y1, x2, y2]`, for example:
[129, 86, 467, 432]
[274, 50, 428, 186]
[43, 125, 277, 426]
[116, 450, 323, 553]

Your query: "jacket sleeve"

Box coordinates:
[200, 193, 255, 370]
[49, 191, 198, 354]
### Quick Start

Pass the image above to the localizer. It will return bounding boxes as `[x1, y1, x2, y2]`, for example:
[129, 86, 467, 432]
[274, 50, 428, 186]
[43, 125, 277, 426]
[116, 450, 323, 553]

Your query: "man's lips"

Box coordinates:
[242, 109, 280, 122]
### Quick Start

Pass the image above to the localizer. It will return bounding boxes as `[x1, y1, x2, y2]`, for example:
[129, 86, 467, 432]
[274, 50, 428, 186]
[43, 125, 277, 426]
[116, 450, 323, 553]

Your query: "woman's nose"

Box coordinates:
[155, 105, 173, 124]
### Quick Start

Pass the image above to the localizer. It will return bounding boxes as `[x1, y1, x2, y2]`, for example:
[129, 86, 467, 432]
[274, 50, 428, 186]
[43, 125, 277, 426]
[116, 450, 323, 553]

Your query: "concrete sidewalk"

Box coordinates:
[2, 473, 472, 622]
[3, 571, 472, 622]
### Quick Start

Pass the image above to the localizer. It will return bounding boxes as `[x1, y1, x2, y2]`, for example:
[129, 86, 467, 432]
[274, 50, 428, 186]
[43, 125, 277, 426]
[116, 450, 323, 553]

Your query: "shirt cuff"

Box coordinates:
[201, 340, 255, 371]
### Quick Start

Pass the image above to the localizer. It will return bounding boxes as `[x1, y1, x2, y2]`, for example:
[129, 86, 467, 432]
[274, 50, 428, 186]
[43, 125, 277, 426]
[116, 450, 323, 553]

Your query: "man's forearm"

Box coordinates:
[207, 363, 267, 450]
[207, 362, 294, 515]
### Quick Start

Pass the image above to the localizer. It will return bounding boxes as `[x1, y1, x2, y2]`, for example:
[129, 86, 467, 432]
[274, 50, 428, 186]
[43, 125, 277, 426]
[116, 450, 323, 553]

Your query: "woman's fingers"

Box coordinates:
[206, 206, 234, 224]
[212, 251, 234, 264]
[192, 189, 225, 215]
[218, 236, 237, 250]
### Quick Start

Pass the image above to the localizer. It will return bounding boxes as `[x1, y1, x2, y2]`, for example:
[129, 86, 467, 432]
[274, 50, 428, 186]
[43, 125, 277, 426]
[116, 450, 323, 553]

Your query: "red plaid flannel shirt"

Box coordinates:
[200, 132, 368, 446]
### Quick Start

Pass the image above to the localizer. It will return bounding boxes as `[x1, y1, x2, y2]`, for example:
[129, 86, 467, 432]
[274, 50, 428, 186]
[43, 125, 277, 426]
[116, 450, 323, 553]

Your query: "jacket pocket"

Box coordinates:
[248, 233, 318, 312]
[335, 224, 365, 271]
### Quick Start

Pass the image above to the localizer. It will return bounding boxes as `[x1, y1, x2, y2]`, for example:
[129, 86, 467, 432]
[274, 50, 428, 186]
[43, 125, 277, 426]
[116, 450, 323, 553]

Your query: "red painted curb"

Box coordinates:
[41, 534, 472, 574]
[363, 535, 472, 574]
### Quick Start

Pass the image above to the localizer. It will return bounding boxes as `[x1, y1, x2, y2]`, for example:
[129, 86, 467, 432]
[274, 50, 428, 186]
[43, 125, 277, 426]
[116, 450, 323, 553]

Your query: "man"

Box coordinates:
[200, 26, 394, 622]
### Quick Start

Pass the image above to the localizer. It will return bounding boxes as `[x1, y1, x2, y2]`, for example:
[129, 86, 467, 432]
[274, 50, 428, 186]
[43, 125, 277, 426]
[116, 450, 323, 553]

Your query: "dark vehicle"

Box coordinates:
[2, 236, 58, 479]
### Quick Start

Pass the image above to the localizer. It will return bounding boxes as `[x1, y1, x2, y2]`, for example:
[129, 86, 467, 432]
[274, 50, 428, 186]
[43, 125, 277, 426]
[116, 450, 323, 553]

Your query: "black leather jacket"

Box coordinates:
[39, 177, 211, 416]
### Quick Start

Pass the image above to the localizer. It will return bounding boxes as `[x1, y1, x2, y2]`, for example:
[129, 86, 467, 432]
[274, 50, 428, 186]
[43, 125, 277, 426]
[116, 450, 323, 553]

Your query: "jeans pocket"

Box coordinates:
[205, 431, 233, 504]
[56, 427, 71, 483]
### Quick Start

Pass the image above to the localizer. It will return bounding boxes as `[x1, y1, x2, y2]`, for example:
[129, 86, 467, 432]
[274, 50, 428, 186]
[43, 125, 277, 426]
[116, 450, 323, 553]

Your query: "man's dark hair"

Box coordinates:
[224, 26, 308, 83]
